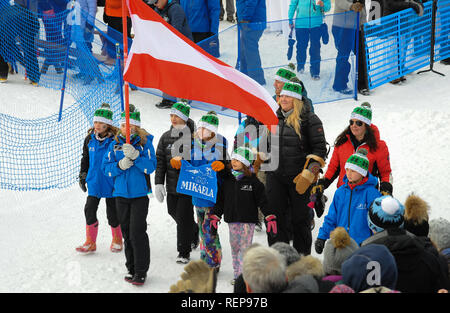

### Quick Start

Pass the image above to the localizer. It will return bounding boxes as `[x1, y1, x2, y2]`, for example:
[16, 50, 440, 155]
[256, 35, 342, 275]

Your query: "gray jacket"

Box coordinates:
[333, 0, 367, 28]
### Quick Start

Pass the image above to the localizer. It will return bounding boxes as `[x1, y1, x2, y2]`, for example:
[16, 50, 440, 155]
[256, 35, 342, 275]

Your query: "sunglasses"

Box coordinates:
[349, 120, 364, 127]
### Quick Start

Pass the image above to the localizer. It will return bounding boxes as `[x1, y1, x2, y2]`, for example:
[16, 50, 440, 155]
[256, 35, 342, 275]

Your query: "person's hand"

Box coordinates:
[170, 156, 182, 169]
[316, 0, 324, 7]
[265, 215, 277, 238]
[350, 2, 364, 12]
[122, 143, 140, 160]
[380, 181, 393, 196]
[118, 157, 134, 170]
[315, 238, 326, 254]
[409, 1, 424, 16]
[289, 22, 294, 29]
[79, 172, 87, 192]
[211, 161, 225, 172]
[154, 184, 166, 203]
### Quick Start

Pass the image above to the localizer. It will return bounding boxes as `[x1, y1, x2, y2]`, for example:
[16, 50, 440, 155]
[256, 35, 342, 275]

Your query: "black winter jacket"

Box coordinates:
[153, 0, 194, 41]
[362, 228, 450, 292]
[267, 104, 327, 176]
[155, 119, 195, 194]
[212, 169, 272, 223]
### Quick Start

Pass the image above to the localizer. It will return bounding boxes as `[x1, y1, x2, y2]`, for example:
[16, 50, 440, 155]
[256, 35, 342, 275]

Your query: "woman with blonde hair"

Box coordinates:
[265, 81, 327, 255]
[102, 104, 157, 286]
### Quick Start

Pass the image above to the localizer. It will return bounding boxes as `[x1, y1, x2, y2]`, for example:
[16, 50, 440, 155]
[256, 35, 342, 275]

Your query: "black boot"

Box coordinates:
[124, 271, 134, 283]
[131, 273, 147, 286]
[156, 98, 175, 109]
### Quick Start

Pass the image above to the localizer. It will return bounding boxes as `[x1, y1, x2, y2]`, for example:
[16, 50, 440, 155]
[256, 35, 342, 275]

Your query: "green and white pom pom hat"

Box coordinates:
[231, 146, 254, 167]
[274, 64, 297, 83]
[280, 81, 303, 100]
[170, 101, 191, 122]
[93, 103, 114, 126]
[198, 111, 219, 134]
[345, 148, 370, 177]
[120, 104, 141, 127]
[350, 102, 372, 126]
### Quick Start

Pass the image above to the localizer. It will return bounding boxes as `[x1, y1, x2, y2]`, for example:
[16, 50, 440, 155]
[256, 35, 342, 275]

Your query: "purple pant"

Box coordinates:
[229, 223, 255, 278]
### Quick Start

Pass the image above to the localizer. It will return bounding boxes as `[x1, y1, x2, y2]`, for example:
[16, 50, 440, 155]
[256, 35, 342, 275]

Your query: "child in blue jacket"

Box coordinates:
[102, 104, 157, 286]
[315, 148, 381, 252]
[170, 111, 229, 271]
[77, 103, 121, 254]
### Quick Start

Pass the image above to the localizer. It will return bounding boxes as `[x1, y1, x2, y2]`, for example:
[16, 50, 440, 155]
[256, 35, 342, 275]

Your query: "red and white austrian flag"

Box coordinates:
[123, 0, 278, 127]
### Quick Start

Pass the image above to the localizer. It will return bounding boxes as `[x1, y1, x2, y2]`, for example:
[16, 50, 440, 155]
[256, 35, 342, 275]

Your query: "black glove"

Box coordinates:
[79, 172, 87, 192]
[380, 181, 393, 196]
[315, 238, 326, 254]
[311, 178, 331, 194]
[314, 193, 328, 218]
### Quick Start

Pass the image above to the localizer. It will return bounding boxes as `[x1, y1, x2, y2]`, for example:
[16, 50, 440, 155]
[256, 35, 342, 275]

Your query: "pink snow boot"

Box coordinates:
[110, 225, 123, 253]
[76, 221, 99, 253]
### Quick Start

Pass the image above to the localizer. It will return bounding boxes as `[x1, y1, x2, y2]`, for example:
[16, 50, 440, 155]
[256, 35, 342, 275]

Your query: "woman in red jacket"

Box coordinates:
[317, 102, 393, 195]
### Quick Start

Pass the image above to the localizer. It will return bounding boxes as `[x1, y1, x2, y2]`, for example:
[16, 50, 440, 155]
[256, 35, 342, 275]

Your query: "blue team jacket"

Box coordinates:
[317, 173, 382, 245]
[85, 134, 115, 198]
[188, 134, 228, 208]
[102, 134, 157, 199]
[180, 0, 220, 34]
[236, 0, 267, 30]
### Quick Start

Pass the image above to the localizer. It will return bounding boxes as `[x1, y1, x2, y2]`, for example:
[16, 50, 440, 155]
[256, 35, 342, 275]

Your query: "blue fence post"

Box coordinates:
[116, 43, 125, 112]
[236, 23, 241, 71]
[58, 37, 72, 122]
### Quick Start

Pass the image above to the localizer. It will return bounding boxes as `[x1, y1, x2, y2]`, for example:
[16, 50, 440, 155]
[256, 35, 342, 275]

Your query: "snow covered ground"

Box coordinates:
[1, 15, 450, 292]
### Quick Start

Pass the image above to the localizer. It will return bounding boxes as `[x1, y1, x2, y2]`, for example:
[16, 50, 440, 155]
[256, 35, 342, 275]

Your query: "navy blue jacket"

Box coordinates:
[155, 0, 194, 41]
[102, 133, 157, 199]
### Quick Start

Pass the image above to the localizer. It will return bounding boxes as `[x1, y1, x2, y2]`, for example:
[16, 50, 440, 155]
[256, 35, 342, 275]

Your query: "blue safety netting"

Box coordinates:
[0, 0, 129, 190]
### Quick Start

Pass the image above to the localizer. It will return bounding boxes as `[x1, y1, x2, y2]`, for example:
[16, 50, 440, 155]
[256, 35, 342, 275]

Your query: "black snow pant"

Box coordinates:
[167, 193, 197, 256]
[116, 196, 150, 276]
[84, 196, 119, 227]
[266, 172, 313, 255]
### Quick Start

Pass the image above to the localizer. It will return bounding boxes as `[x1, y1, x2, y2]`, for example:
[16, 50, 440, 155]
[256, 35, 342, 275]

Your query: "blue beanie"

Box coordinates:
[342, 244, 398, 292]
[368, 195, 405, 233]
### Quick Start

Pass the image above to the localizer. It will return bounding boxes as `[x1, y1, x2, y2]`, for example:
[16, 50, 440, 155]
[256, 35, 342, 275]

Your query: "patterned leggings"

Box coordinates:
[229, 222, 255, 278]
[196, 207, 222, 268]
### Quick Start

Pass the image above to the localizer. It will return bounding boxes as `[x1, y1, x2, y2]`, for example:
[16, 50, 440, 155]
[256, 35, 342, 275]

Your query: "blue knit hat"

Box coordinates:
[342, 244, 398, 292]
[368, 195, 405, 233]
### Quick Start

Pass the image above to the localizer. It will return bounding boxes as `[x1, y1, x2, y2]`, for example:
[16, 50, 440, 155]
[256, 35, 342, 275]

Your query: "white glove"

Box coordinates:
[154, 184, 166, 203]
[122, 143, 140, 160]
[118, 157, 134, 170]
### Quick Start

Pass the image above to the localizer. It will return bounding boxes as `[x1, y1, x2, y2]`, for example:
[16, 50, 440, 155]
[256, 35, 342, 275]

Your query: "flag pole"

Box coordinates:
[121, 0, 131, 144]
